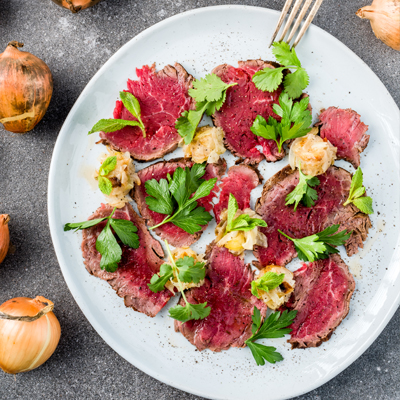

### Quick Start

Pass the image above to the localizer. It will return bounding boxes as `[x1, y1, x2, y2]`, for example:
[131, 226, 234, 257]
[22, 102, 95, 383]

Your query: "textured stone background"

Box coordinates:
[0, 0, 399, 399]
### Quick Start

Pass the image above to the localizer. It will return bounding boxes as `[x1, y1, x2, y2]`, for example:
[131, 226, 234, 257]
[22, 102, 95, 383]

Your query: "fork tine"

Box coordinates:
[277, 0, 304, 43]
[286, 0, 313, 44]
[268, 0, 294, 47]
[292, 0, 324, 47]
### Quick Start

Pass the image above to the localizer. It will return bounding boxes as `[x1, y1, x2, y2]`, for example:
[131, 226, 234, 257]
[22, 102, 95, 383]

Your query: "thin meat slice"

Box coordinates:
[99, 64, 194, 161]
[212, 60, 285, 164]
[318, 107, 369, 168]
[254, 165, 371, 267]
[81, 203, 172, 317]
[286, 254, 355, 348]
[133, 158, 226, 247]
[213, 164, 261, 223]
[174, 245, 267, 352]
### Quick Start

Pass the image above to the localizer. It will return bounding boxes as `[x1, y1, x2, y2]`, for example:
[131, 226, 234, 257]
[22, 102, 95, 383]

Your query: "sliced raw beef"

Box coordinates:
[174, 245, 267, 352]
[286, 254, 355, 348]
[133, 158, 226, 247]
[99, 64, 194, 161]
[212, 60, 285, 164]
[213, 164, 261, 223]
[81, 203, 173, 317]
[318, 107, 369, 168]
[254, 165, 371, 267]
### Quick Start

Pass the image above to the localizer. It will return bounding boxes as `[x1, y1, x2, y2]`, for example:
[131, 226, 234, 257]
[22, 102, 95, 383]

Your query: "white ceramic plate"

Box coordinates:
[48, 5, 400, 400]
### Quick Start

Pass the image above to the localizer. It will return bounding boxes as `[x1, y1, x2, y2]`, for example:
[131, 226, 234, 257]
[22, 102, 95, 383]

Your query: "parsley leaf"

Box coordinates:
[285, 166, 320, 211]
[64, 208, 140, 272]
[343, 167, 374, 214]
[145, 164, 217, 234]
[251, 272, 285, 298]
[278, 224, 352, 262]
[225, 194, 267, 233]
[176, 256, 206, 284]
[252, 67, 286, 93]
[189, 74, 237, 103]
[145, 178, 175, 216]
[252, 42, 309, 99]
[245, 307, 297, 366]
[251, 92, 311, 152]
[89, 92, 146, 137]
[148, 263, 174, 293]
[148, 241, 209, 323]
[97, 156, 117, 196]
[176, 74, 237, 144]
[96, 220, 121, 272]
[98, 176, 113, 196]
[169, 302, 210, 322]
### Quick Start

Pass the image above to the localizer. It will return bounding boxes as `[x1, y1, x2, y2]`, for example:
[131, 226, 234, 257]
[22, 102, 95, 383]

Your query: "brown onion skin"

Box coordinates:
[0, 297, 61, 374]
[0, 42, 53, 133]
[51, 0, 102, 13]
[0, 215, 10, 264]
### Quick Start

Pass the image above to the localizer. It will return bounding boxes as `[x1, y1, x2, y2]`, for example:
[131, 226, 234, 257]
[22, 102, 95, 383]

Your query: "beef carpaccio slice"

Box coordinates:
[254, 165, 371, 267]
[213, 164, 261, 223]
[99, 64, 194, 161]
[318, 107, 370, 168]
[133, 158, 226, 247]
[286, 254, 355, 348]
[174, 245, 267, 352]
[212, 60, 285, 164]
[81, 203, 173, 317]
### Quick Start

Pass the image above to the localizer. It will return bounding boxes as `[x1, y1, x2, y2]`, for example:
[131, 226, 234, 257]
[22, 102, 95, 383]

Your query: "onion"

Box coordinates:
[0, 215, 10, 264]
[0, 296, 61, 374]
[51, 0, 102, 13]
[356, 0, 400, 51]
[0, 42, 53, 133]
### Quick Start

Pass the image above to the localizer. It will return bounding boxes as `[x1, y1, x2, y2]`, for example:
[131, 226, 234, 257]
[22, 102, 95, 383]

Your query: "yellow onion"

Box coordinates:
[0, 296, 61, 374]
[0, 42, 53, 133]
[51, 0, 102, 13]
[356, 0, 400, 51]
[0, 215, 10, 264]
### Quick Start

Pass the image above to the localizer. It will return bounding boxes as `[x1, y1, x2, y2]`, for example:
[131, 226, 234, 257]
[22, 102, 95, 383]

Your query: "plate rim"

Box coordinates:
[48, 5, 400, 400]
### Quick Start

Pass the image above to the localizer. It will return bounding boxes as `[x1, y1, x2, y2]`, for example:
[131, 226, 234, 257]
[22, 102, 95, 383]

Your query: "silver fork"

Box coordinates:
[269, 0, 324, 48]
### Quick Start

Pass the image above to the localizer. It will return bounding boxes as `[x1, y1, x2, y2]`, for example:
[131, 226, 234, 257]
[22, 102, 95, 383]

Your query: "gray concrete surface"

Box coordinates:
[0, 0, 399, 399]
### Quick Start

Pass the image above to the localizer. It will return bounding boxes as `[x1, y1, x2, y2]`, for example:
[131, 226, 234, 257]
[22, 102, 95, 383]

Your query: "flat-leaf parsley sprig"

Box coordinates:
[252, 42, 309, 98]
[176, 74, 237, 144]
[278, 224, 352, 262]
[343, 167, 374, 215]
[285, 165, 320, 211]
[148, 240, 210, 323]
[64, 208, 139, 272]
[88, 91, 146, 137]
[251, 271, 285, 298]
[245, 307, 297, 366]
[145, 163, 217, 234]
[250, 92, 312, 153]
[97, 156, 117, 195]
[225, 194, 267, 233]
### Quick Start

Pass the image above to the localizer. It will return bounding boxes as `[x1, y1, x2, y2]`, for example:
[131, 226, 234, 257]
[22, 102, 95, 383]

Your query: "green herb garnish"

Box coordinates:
[64, 208, 139, 272]
[250, 92, 311, 153]
[285, 165, 320, 211]
[176, 74, 237, 144]
[226, 194, 267, 233]
[97, 156, 117, 195]
[251, 272, 285, 298]
[245, 307, 297, 366]
[252, 42, 309, 98]
[89, 92, 146, 137]
[343, 167, 374, 215]
[145, 163, 217, 234]
[278, 224, 352, 262]
[148, 240, 210, 323]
